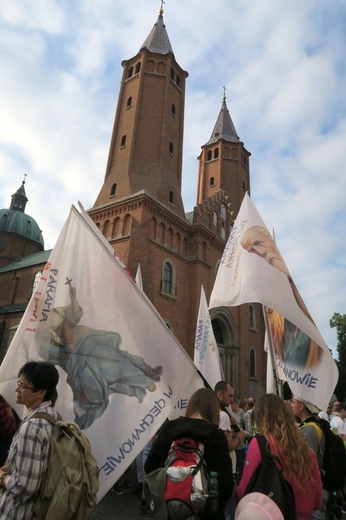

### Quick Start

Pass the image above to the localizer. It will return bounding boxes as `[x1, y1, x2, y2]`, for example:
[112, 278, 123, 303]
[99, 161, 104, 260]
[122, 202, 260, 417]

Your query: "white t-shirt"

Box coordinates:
[330, 415, 345, 436]
[219, 410, 231, 431]
[318, 411, 330, 422]
[219, 411, 237, 474]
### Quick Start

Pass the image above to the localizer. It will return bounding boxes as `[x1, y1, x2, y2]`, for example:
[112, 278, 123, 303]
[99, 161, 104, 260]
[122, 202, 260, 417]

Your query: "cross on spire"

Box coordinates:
[223, 86, 227, 101]
[159, 0, 165, 15]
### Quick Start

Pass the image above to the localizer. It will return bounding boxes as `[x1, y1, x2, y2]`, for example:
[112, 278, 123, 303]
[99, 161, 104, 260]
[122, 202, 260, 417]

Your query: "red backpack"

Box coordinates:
[164, 437, 209, 519]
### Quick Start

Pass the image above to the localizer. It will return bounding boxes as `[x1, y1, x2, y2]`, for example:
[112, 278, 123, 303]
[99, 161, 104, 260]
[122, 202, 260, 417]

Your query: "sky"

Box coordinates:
[1, 0, 345, 356]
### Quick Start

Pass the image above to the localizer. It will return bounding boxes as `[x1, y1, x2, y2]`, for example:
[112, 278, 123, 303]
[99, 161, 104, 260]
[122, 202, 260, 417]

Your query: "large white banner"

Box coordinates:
[209, 193, 338, 411]
[0, 206, 201, 500]
[194, 285, 223, 390]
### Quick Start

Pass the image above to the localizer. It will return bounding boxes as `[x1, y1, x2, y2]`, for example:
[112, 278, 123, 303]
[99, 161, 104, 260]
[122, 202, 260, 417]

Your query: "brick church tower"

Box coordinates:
[88, 9, 266, 397]
[197, 92, 251, 215]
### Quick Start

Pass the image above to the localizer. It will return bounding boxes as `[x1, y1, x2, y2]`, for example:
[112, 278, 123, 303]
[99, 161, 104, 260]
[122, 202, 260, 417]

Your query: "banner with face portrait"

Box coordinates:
[0, 205, 202, 500]
[209, 193, 338, 412]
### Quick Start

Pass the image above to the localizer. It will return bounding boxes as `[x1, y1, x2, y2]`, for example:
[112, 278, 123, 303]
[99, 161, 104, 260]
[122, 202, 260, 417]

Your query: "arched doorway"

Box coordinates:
[210, 308, 239, 391]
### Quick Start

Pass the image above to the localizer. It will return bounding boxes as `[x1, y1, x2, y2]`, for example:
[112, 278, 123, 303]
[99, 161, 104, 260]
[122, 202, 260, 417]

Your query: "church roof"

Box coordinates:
[0, 249, 51, 273]
[185, 211, 194, 224]
[140, 10, 174, 56]
[204, 96, 240, 146]
[0, 181, 44, 248]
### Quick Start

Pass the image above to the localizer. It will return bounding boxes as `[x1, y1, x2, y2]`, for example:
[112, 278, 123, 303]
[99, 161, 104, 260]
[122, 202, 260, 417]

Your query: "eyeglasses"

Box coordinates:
[17, 381, 35, 391]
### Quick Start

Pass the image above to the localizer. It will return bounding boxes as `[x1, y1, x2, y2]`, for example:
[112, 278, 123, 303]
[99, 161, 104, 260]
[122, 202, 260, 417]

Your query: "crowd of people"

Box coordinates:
[140, 383, 345, 520]
[0, 362, 345, 520]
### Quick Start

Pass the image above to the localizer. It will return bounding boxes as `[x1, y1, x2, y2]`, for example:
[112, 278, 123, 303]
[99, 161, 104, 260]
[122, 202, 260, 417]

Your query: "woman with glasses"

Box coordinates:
[0, 361, 59, 519]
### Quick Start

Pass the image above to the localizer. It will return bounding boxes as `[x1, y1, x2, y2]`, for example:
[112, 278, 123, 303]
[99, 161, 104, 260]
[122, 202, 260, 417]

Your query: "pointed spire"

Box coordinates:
[204, 91, 240, 146]
[140, 7, 174, 56]
[10, 176, 28, 213]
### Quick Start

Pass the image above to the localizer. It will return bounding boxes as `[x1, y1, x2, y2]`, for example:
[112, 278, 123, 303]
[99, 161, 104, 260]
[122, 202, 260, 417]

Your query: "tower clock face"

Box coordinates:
[0, 240, 5, 252]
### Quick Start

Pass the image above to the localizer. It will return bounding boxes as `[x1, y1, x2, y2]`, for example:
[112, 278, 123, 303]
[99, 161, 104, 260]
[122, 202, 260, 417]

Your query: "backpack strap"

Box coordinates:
[299, 421, 323, 443]
[30, 411, 63, 423]
[299, 418, 326, 479]
[255, 435, 284, 471]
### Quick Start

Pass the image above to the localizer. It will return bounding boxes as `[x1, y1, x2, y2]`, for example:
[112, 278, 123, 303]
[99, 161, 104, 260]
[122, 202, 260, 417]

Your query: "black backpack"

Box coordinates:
[244, 435, 296, 520]
[302, 416, 346, 492]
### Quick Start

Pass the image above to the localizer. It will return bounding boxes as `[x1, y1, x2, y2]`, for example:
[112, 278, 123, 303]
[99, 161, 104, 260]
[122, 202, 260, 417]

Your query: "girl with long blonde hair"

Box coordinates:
[236, 394, 322, 520]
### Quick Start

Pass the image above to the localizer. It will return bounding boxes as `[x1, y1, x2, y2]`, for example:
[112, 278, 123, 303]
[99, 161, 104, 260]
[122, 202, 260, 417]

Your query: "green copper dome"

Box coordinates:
[0, 181, 44, 248]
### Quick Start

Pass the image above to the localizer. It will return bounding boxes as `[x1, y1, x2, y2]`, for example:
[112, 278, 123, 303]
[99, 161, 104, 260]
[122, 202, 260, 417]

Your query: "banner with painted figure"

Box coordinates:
[194, 285, 223, 390]
[0, 205, 201, 500]
[209, 193, 338, 412]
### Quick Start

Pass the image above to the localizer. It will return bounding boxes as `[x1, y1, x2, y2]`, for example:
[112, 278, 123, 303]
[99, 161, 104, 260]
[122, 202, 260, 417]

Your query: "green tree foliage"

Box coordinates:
[330, 312, 346, 401]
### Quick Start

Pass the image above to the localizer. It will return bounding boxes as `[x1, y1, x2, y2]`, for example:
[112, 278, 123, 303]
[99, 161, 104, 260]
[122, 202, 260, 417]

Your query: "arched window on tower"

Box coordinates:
[170, 68, 175, 81]
[103, 220, 110, 237]
[149, 217, 157, 240]
[169, 191, 174, 204]
[112, 217, 121, 237]
[210, 177, 215, 187]
[249, 304, 256, 329]
[162, 261, 175, 295]
[176, 75, 181, 88]
[32, 270, 42, 294]
[121, 135, 127, 148]
[250, 348, 256, 378]
[110, 183, 117, 197]
[158, 222, 165, 244]
[171, 104, 176, 116]
[127, 66, 133, 79]
[147, 60, 155, 73]
[126, 97, 132, 108]
[207, 150, 212, 161]
[135, 62, 141, 74]
[169, 142, 174, 156]
[123, 214, 131, 236]
[167, 228, 173, 249]
[176, 232, 181, 254]
[214, 148, 219, 159]
[213, 211, 218, 227]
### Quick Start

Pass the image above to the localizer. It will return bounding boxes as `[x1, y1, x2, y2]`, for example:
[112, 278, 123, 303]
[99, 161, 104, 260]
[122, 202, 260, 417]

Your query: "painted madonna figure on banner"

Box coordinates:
[48, 280, 163, 429]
